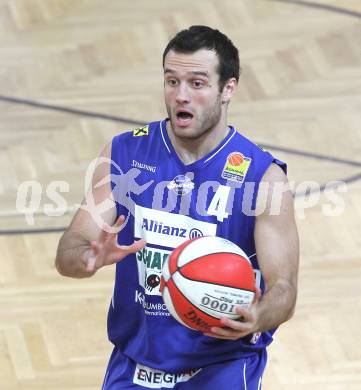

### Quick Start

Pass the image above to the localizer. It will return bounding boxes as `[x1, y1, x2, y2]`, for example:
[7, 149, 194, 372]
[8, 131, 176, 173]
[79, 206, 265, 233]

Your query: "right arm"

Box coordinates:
[55, 142, 145, 278]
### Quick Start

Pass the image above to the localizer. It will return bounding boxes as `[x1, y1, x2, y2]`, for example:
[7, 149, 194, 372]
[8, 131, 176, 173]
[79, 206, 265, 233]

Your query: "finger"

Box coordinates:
[220, 316, 251, 333]
[100, 215, 125, 244]
[113, 215, 126, 228]
[98, 215, 125, 244]
[103, 239, 147, 266]
[234, 306, 253, 322]
[85, 254, 97, 272]
[107, 239, 146, 264]
[85, 259, 95, 272]
[209, 326, 243, 339]
[118, 238, 147, 253]
[203, 332, 234, 340]
[90, 240, 100, 256]
[86, 242, 105, 272]
[98, 225, 111, 244]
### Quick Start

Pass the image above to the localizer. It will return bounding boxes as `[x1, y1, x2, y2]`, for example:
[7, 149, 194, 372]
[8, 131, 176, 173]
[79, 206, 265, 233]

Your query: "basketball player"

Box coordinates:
[56, 26, 299, 389]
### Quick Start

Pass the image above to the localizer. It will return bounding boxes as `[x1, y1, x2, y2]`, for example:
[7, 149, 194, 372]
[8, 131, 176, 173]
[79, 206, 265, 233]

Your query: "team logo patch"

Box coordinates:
[133, 125, 149, 137]
[167, 175, 194, 195]
[221, 152, 251, 183]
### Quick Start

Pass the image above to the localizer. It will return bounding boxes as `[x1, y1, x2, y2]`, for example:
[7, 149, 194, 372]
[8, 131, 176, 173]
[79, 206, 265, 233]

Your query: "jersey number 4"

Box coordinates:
[206, 185, 231, 222]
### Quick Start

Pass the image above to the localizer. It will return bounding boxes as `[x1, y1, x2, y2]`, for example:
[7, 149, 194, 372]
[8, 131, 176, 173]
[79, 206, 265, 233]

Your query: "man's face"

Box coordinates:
[163, 49, 225, 140]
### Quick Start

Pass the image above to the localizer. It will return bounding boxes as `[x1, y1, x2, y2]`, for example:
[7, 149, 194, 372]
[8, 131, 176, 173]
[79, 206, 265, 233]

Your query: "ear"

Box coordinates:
[221, 78, 238, 104]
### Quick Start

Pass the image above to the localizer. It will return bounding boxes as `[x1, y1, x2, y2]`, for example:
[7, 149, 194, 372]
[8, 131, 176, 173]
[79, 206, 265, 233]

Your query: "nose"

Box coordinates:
[175, 82, 191, 104]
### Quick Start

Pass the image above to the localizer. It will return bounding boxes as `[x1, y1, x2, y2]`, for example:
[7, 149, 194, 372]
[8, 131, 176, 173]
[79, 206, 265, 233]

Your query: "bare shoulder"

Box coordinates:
[90, 141, 112, 183]
[261, 163, 288, 184]
[67, 140, 116, 239]
[256, 163, 293, 218]
[100, 141, 112, 157]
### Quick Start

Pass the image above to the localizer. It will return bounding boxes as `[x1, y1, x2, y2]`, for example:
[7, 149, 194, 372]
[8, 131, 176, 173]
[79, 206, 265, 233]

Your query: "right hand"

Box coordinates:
[82, 215, 146, 273]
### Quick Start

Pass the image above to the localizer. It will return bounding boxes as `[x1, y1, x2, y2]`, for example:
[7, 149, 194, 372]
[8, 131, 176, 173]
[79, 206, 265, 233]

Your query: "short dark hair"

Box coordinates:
[162, 25, 240, 91]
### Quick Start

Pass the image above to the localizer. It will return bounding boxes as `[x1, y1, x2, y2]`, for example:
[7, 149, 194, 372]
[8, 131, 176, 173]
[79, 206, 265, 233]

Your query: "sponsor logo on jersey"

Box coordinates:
[135, 289, 170, 316]
[132, 159, 157, 173]
[167, 175, 194, 195]
[142, 219, 188, 238]
[136, 246, 170, 296]
[221, 152, 251, 184]
[133, 363, 201, 388]
[134, 205, 216, 247]
[188, 228, 203, 238]
[137, 247, 169, 271]
[133, 125, 149, 137]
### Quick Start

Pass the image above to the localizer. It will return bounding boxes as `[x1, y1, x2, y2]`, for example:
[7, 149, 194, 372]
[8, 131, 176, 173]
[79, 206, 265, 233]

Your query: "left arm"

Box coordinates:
[205, 163, 299, 339]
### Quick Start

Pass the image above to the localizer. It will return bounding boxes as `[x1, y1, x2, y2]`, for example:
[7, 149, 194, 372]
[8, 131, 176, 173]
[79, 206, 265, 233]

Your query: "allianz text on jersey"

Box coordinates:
[134, 205, 217, 247]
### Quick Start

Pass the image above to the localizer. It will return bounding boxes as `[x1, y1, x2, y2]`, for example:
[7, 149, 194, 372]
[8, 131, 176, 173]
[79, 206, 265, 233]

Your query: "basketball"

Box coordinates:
[160, 236, 256, 332]
[227, 152, 244, 166]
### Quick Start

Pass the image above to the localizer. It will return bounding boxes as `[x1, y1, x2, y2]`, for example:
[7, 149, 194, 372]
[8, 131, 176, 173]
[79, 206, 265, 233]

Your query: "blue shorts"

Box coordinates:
[102, 347, 267, 390]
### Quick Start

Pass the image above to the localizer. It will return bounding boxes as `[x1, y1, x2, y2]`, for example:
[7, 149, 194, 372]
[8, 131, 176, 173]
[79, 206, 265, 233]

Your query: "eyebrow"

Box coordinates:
[164, 68, 209, 78]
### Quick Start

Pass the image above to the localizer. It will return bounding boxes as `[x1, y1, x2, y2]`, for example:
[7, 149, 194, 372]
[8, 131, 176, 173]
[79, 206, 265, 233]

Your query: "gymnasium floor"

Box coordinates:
[0, 1, 360, 389]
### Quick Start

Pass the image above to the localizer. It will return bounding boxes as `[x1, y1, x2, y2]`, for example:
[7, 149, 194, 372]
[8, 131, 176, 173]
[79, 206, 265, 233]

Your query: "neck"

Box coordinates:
[166, 117, 230, 165]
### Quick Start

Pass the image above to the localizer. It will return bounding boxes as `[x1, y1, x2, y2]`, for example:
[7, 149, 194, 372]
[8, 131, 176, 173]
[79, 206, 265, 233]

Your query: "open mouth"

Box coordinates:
[176, 111, 193, 120]
[175, 110, 193, 126]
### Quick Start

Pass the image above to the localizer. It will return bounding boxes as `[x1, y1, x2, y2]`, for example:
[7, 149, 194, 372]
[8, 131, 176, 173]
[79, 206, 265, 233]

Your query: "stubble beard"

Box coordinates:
[167, 96, 223, 141]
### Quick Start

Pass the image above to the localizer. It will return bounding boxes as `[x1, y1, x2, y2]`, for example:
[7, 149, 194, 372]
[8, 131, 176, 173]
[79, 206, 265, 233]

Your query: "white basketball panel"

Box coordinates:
[178, 236, 250, 267]
[161, 257, 171, 282]
[172, 272, 254, 319]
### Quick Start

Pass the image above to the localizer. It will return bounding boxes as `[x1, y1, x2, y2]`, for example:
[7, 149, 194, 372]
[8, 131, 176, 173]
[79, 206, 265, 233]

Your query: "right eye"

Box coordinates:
[166, 78, 178, 87]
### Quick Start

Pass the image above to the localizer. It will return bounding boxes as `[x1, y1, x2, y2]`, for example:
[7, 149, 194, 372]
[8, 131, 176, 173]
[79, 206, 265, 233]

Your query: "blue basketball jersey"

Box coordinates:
[108, 119, 286, 373]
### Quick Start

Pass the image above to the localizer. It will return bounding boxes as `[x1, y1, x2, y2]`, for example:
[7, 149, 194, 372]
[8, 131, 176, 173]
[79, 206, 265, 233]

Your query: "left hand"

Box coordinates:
[84, 215, 146, 273]
[204, 288, 262, 340]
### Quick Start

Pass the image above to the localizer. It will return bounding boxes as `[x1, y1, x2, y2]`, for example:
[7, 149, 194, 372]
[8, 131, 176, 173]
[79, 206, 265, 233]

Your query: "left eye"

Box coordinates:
[192, 81, 204, 88]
